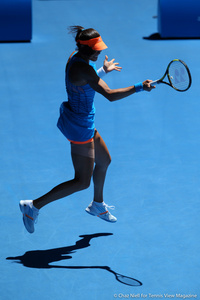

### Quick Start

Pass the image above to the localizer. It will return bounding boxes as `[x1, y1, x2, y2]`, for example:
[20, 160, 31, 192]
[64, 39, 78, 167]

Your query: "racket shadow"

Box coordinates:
[6, 233, 142, 286]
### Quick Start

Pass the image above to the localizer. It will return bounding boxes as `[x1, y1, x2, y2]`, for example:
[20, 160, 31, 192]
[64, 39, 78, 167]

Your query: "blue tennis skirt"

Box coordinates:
[57, 101, 95, 143]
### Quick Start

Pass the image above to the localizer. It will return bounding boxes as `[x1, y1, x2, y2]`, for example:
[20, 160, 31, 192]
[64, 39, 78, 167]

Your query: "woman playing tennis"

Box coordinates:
[19, 26, 155, 233]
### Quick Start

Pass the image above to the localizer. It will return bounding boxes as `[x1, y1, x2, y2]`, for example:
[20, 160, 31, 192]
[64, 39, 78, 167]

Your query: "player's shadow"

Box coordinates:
[6, 233, 142, 286]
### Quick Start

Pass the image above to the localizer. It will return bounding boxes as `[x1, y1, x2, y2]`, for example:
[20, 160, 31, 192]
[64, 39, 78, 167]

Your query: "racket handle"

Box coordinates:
[151, 80, 161, 86]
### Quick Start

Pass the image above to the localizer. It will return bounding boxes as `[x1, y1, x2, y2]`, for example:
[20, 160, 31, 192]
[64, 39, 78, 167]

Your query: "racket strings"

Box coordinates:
[168, 61, 190, 91]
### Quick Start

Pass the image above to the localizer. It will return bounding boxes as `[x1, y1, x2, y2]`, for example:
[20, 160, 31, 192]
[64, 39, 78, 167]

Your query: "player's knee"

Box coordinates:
[82, 179, 91, 190]
[107, 155, 112, 167]
[76, 177, 91, 191]
[102, 154, 112, 170]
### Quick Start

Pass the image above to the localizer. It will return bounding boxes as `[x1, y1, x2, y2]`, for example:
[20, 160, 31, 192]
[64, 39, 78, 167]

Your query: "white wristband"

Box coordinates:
[97, 66, 106, 78]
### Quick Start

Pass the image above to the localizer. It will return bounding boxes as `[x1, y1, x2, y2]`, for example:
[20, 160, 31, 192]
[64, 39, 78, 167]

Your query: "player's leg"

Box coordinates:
[93, 130, 111, 203]
[85, 130, 117, 222]
[33, 142, 95, 209]
[19, 141, 95, 233]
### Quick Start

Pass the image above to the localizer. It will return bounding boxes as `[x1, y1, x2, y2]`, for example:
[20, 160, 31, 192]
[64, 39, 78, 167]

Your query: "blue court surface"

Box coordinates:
[1, 0, 200, 299]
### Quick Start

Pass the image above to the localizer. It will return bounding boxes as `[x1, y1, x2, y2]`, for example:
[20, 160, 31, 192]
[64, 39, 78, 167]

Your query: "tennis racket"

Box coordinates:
[151, 59, 192, 92]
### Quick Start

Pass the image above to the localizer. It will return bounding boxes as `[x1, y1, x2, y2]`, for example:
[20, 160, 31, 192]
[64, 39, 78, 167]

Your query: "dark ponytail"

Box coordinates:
[68, 25, 84, 41]
[68, 25, 100, 56]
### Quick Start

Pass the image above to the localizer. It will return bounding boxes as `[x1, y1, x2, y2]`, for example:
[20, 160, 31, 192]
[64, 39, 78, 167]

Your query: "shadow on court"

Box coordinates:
[143, 32, 200, 40]
[6, 233, 142, 286]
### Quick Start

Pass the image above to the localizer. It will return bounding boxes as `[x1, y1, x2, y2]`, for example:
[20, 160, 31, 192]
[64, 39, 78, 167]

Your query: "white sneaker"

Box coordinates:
[19, 200, 39, 233]
[85, 201, 117, 223]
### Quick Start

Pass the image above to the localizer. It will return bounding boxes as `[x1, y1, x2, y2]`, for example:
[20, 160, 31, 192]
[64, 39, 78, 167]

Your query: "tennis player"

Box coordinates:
[19, 26, 155, 233]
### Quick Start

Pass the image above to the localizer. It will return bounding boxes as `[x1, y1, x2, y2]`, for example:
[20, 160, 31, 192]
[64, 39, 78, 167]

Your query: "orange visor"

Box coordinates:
[77, 36, 108, 51]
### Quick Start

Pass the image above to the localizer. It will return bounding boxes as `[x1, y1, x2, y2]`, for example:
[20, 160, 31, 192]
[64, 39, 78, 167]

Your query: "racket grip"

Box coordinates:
[151, 80, 160, 86]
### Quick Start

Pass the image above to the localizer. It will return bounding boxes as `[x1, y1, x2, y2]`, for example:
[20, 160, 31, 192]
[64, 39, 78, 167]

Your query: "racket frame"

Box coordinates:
[151, 59, 192, 92]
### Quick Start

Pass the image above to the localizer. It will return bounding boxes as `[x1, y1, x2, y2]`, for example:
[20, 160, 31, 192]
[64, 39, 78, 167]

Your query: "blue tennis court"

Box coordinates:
[1, 0, 199, 299]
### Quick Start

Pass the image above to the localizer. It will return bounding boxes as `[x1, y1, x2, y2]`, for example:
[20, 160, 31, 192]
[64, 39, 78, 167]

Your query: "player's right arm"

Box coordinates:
[83, 63, 154, 102]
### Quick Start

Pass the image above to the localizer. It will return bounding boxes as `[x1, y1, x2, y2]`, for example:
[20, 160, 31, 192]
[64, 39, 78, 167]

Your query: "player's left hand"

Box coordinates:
[103, 55, 122, 73]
